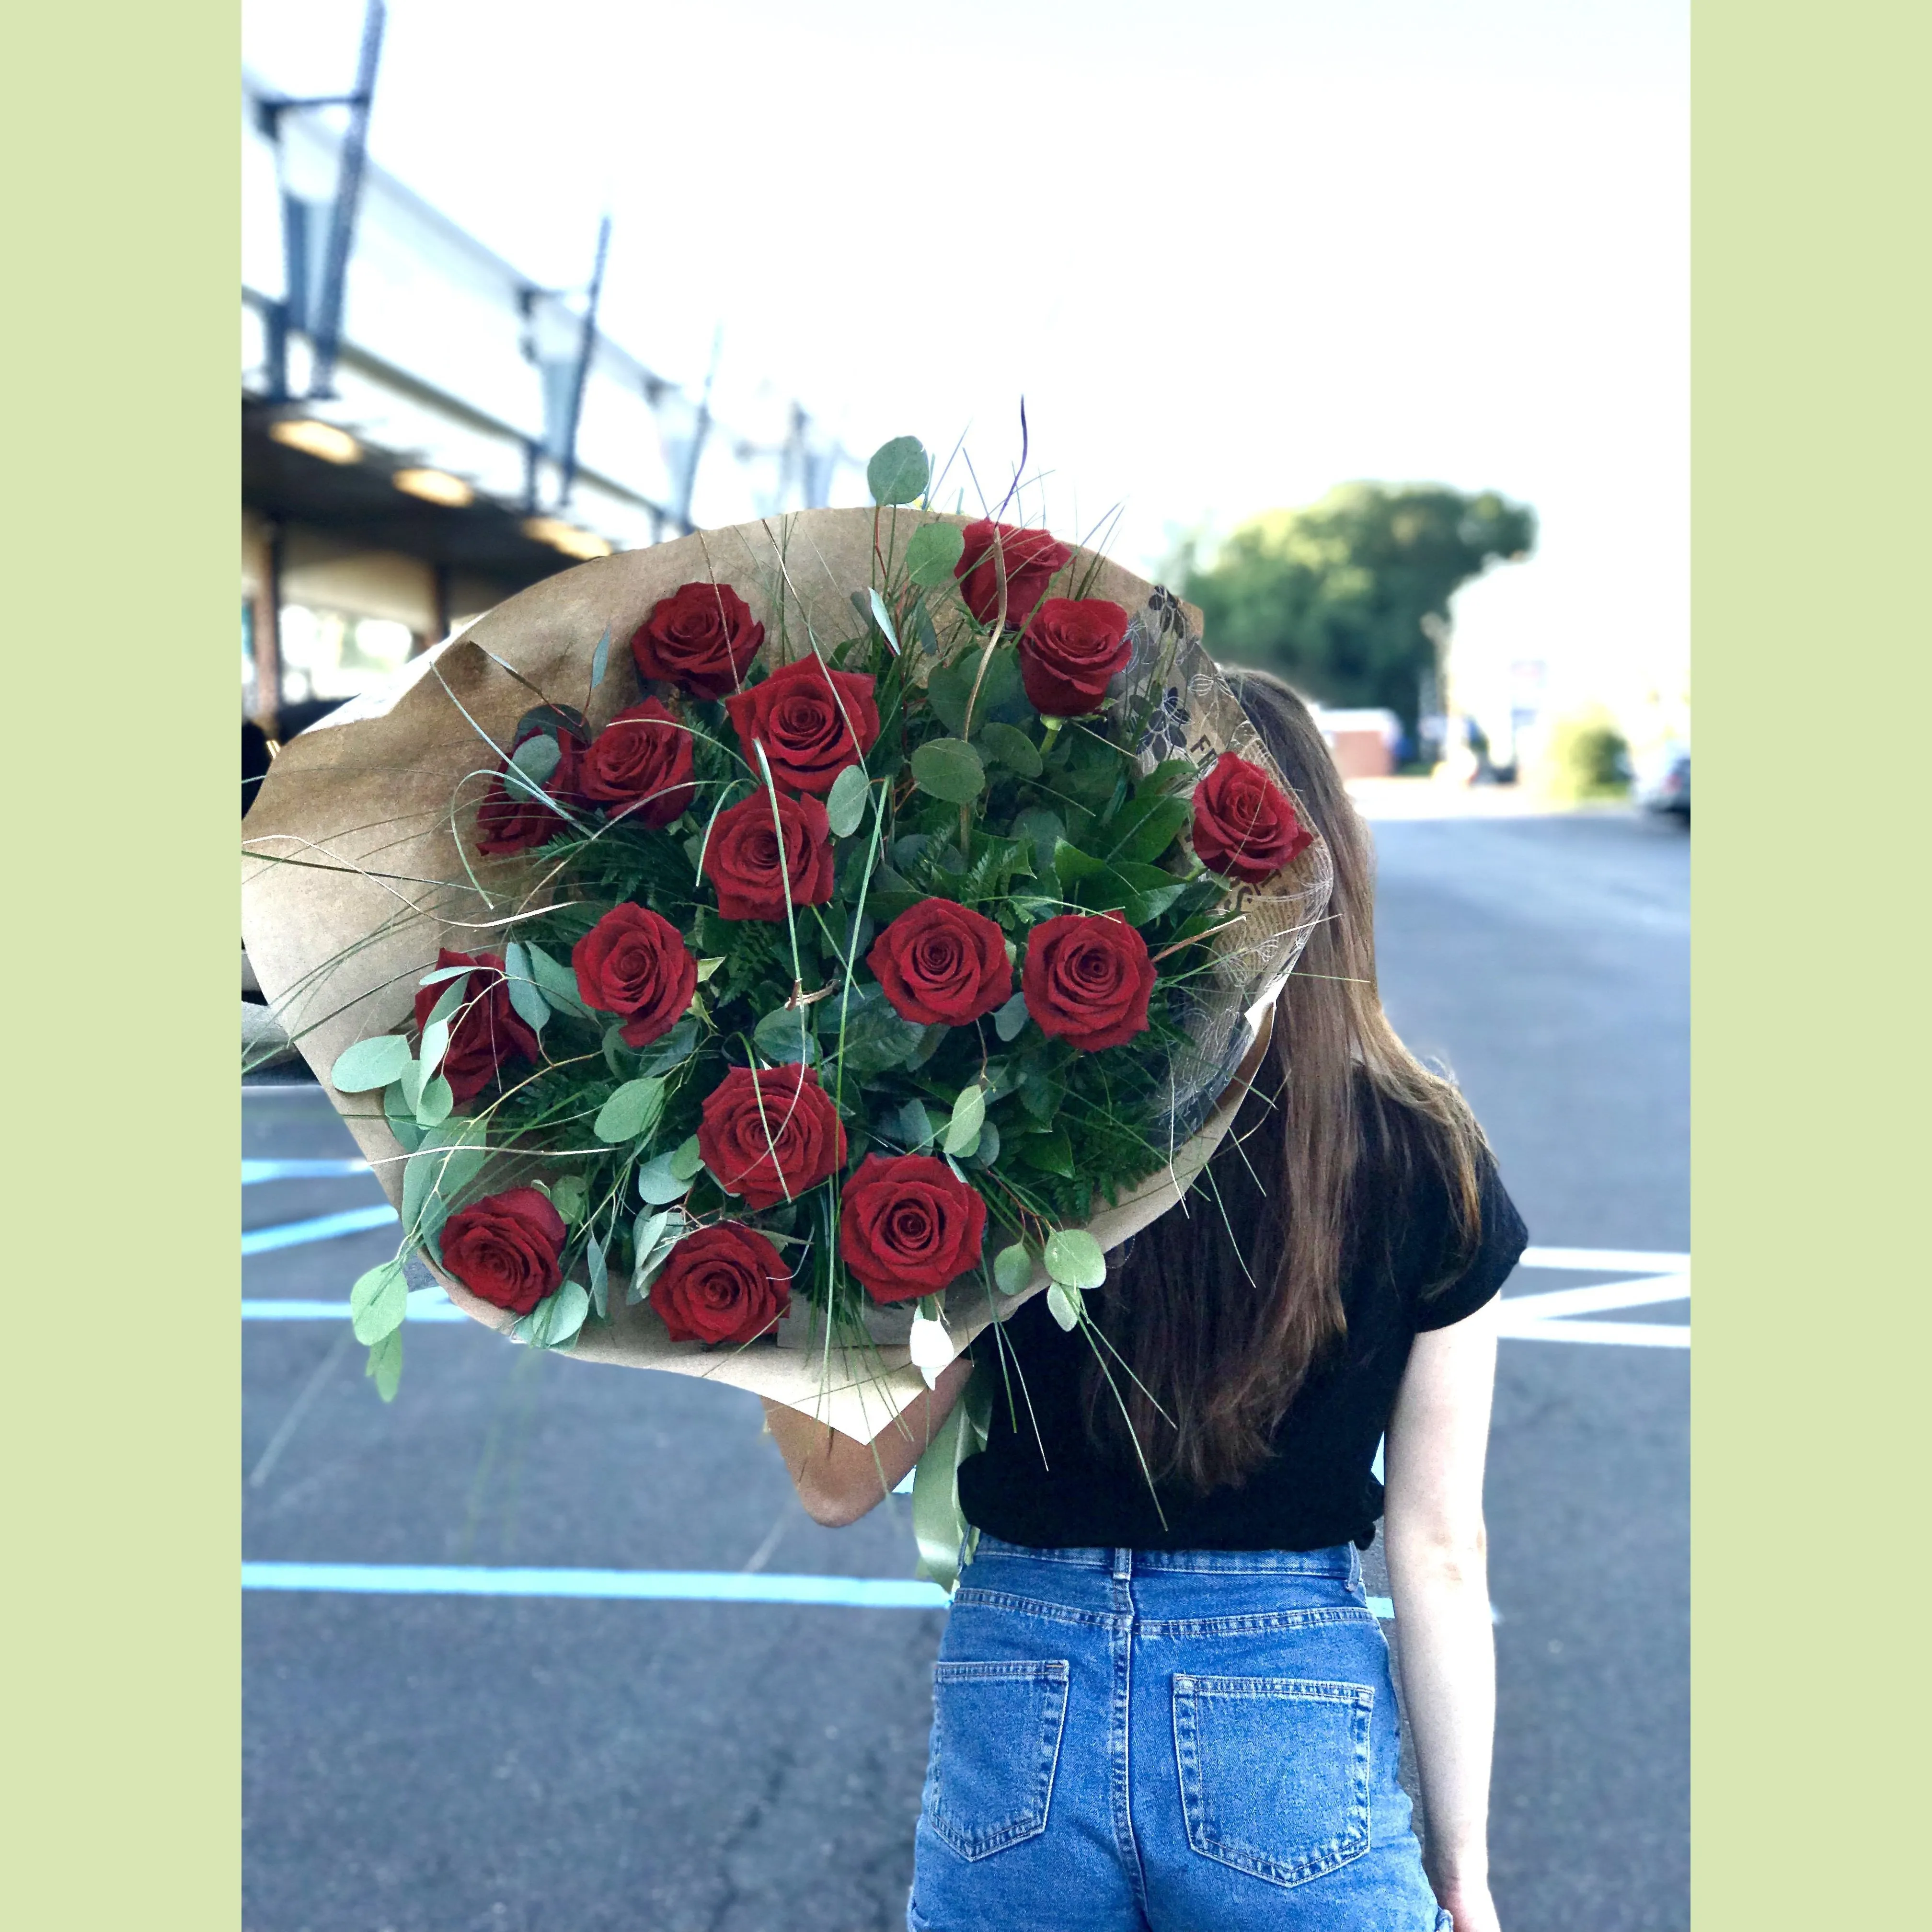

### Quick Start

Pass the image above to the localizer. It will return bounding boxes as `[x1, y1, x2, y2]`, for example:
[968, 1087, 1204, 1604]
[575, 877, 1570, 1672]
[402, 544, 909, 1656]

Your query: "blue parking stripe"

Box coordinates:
[239, 1562, 1398, 1618]
[243, 1205, 400, 1254]
[243, 1159, 372, 1184]
[244, 1562, 953, 1609]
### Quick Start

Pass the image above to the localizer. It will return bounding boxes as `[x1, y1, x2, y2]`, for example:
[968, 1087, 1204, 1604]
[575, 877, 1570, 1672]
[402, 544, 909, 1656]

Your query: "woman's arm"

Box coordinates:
[761, 1356, 973, 1527]
[1382, 1294, 1502, 1932]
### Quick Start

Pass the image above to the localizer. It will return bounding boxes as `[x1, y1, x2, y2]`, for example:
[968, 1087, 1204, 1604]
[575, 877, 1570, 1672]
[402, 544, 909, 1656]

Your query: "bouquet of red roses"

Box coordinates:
[242, 441, 1332, 1476]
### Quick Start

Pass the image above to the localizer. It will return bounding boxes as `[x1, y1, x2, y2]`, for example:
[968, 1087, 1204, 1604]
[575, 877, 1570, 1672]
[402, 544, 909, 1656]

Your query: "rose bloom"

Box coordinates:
[651, 1222, 793, 1345]
[724, 657, 881, 795]
[1190, 753, 1314, 885]
[414, 947, 539, 1102]
[438, 1186, 566, 1314]
[867, 899, 1012, 1026]
[838, 1154, 988, 1303]
[954, 518, 1072, 626]
[575, 700, 695, 827]
[1022, 910, 1156, 1053]
[698, 1063, 848, 1210]
[1017, 597, 1133, 718]
[476, 740, 579, 854]
[701, 789, 835, 921]
[630, 580, 764, 699]
[571, 905, 697, 1046]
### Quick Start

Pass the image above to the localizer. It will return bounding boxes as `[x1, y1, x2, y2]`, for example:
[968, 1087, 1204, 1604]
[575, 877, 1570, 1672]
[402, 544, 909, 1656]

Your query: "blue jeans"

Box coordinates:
[908, 1537, 1449, 1932]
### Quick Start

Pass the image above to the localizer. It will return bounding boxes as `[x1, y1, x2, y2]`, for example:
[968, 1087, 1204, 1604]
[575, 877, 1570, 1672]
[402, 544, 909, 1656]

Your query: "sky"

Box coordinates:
[240, 0, 1689, 729]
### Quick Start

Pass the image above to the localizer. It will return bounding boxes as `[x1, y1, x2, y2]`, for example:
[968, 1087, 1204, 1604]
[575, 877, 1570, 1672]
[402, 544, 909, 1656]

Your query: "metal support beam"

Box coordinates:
[308, 0, 386, 399]
[557, 214, 611, 510]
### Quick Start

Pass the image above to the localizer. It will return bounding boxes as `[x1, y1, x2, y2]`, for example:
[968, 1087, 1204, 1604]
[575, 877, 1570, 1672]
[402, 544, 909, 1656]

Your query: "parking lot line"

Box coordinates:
[242, 1205, 400, 1255]
[243, 1159, 372, 1184]
[239, 1561, 1398, 1617]
[1519, 1244, 1690, 1273]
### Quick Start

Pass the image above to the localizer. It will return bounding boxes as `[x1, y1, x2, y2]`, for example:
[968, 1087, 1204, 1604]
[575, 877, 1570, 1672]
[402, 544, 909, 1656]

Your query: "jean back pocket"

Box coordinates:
[1172, 1673, 1373, 1889]
[924, 1659, 1070, 1861]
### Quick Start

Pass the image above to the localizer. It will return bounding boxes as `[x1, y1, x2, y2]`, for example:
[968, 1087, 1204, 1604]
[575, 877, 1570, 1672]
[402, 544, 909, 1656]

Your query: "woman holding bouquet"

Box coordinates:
[765, 672, 1524, 1932]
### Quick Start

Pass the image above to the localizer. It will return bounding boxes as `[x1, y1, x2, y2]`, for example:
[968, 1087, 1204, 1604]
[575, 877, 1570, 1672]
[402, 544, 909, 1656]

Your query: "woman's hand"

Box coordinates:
[1434, 1877, 1502, 1932]
[761, 1357, 972, 1526]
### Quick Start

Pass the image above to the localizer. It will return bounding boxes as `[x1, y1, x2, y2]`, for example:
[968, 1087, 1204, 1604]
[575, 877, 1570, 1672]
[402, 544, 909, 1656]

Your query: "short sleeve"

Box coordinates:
[1413, 1148, 1529, 1332]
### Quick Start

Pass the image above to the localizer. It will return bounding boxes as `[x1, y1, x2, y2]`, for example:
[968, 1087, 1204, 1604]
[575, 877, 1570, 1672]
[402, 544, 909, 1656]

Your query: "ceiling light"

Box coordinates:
[393, 467, 475, 508]
[522, 517, 613, 560]
[269, 418, 362, 465]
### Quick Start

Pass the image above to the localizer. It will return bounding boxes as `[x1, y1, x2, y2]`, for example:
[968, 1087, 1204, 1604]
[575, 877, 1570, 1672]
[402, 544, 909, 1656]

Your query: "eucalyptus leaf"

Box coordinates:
[993, 1243, 1034, 1295]
[866, 435, 930, 506]
[365, 1330, 404, 1402]
[825, 762, 871, 838]
[753, 1004, 819, 1066]
[418, 964, 475, 987]
[914, 599, 941, 656]
[926, 648, 1027, 736]
[635, 1015, 699, 1075]
[594, 1076, 666, 1144]
[502, 941, 550, 1033]
[401, 1123, 489, 1235]
[349, 1260, 409, 1344]
[330, 1033, 413, 1093]
[897, 1099, 935, 1151]
[589, 625, 611, 690]
[911, 737, 986, 805]
[550, 1174, 589, 1226]
[586, 1233, 609, 1320]
[868, 587, 901, 656]
[977, 721, 1043, 778]
[382, 1081, 422, 1152]
[1045, 1228, 1107, 1289]
[426, 975, 469, 1027]
[943, 1085, 987, 1155]
[904, 519, 966, 587]
[413, 1074, 454, 1128]
[1045, 1282, 1083, 1332]
[510, 733, 562, 784]
[992, 991, 1031, 1043]
[636, 1153, 695, 1206]
[669, 1134, 705, 1181]
[524, 1281, 590, 1350]
[417, 1017, 450, 1079]
[968, 1118, 1001, 1168]
[526, 942, 590, 1017]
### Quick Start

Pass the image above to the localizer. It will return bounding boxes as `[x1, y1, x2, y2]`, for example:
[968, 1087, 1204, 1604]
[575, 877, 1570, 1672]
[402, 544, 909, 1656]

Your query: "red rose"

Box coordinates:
[571, 905, 697, 1046]
[1190, 753, 1314, 885]
[630, 581, 764, 699]
[698, 1063, 848, 1210]
[724, 656, 881, 795]
[438, 1186, 566, 1315]
[651, 1222, 792, 1345]
[838, 1154, 987, 1303]
[476, 740, 580, 854]
[1017, 598, 1133, 718]
[954, 519, 1072, 626]
[701, 789, 835, 921]
[1022, 911, 1155, 1052]
[576, 700, 695, 827]
[414, 948, 540, 1102]
[867, 899, 1012, 1027]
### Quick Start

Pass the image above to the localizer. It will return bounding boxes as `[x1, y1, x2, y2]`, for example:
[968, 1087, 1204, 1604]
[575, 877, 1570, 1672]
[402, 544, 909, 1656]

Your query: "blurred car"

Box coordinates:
[1635, 743, 1690, 820]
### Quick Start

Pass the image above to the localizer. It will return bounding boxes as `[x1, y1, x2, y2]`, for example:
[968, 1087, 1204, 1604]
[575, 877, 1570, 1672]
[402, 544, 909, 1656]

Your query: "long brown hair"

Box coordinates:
[1083, 669, 1489, 1493]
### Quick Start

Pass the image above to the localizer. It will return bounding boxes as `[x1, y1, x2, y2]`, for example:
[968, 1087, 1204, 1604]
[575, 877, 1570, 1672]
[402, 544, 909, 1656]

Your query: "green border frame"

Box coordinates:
[1693, 2, 1926, 1923]
[7, 3, 238, 1924]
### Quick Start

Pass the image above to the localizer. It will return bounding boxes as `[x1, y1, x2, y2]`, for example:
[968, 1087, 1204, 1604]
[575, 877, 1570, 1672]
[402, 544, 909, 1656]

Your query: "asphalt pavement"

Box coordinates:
[242, 803, 1689, 1932]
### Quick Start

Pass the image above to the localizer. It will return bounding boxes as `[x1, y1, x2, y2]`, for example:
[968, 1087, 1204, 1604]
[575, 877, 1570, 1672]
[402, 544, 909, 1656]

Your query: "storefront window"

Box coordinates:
[277, 607, 416, 702]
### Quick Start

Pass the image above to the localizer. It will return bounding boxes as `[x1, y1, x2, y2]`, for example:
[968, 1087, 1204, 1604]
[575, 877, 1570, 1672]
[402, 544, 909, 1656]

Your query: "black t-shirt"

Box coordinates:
[958, 1076, 1528, 1552]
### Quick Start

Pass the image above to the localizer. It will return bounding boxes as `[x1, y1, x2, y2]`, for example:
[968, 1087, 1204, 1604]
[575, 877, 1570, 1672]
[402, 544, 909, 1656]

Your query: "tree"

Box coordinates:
[1181, 483, 1537, 747]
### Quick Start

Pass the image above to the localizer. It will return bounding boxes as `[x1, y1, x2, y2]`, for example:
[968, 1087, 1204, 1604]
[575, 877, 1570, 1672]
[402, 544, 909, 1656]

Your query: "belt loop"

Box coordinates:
[1113, 1547, 1132, 1582]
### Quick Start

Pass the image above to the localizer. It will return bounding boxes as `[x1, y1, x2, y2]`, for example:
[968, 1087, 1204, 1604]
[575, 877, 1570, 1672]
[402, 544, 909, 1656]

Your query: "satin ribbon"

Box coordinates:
[910, 1369, 991, 1596]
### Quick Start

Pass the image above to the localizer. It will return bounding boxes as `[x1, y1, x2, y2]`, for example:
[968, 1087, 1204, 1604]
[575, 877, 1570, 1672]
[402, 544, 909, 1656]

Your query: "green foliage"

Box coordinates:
[911, 737, 986, 804]
[1182, 482, 1537, 739]
[905, 519, 965, 586]
[331, 1033, 412, 1092]
[1542, 712, 1633, 801]
[867, 436, 931, 505]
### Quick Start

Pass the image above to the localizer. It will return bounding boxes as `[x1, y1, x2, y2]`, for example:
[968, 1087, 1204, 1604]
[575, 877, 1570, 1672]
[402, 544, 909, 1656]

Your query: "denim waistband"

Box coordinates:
[971, 1534, 1358, 1581]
